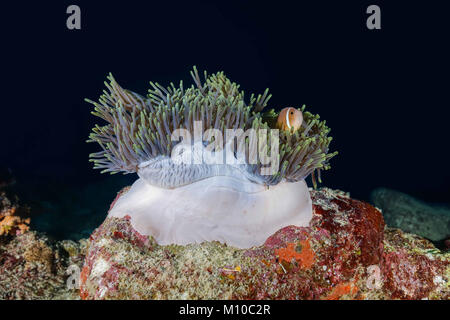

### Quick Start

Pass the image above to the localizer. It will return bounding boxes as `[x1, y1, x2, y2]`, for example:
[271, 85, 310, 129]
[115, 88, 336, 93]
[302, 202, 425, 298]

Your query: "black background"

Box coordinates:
[1, 1, 449, 206]
[0, 299, 444, 318]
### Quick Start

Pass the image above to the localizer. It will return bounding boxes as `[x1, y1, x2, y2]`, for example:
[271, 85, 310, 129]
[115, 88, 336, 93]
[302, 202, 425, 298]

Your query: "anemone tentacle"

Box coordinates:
[87, 67, 337, 187]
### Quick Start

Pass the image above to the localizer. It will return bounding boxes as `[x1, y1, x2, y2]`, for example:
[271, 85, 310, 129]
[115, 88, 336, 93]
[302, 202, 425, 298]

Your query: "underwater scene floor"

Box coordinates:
[0, 176, 449, 300]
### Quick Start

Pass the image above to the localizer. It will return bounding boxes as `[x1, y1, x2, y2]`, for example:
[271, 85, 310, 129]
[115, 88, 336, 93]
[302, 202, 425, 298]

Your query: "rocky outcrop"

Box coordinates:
[371, 188, 450, 243]
[0, 231, 87, 300]
[79, 188, 449, 300]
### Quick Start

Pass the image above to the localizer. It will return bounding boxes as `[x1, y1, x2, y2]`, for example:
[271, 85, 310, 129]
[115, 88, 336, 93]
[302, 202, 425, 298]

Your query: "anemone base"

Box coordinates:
[108, 177, 312, 248]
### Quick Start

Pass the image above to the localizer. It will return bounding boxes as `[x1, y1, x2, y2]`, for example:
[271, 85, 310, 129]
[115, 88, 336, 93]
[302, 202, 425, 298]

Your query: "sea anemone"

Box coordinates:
[86, 68, 337, 248]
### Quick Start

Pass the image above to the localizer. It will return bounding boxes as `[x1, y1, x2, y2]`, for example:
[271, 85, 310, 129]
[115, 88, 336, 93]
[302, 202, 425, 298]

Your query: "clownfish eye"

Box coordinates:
[290, 111, 294, 115]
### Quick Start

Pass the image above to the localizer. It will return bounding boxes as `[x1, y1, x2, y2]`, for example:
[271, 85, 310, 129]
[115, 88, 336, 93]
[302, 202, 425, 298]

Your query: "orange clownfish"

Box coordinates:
[276, 107, 303, 131]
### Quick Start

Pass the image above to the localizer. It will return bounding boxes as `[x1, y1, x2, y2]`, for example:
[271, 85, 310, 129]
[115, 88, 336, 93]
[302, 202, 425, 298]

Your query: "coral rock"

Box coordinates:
[0, 231, 87, 299]
[371, 188, 450, 242]
[79, 188, 449, 300]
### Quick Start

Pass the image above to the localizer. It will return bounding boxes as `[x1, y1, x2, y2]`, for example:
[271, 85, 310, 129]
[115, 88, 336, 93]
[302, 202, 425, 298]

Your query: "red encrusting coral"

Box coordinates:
[324, 281, 358, 300]
[275, 239, 315, 270]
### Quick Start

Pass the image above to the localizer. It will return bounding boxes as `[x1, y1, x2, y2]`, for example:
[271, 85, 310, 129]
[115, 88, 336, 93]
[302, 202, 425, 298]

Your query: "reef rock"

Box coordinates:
[0, 184, 88, 300]
[371, 188, 450, 242]
[0, 231, 87, 300]
[80, 188, 449, 300]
